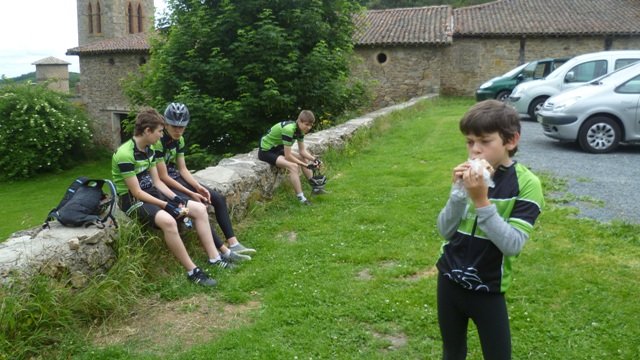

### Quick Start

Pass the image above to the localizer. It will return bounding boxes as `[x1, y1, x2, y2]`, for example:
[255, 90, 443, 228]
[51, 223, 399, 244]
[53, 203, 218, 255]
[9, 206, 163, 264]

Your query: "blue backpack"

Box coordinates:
[43, 177, 118, 229]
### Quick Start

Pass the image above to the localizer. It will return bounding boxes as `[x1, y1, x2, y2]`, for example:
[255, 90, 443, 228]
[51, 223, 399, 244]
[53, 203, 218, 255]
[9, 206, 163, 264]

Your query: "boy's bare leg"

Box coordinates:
[155, 211, 197, 270]
[187, 201, 220, 259]
[276, 156, 304, 194]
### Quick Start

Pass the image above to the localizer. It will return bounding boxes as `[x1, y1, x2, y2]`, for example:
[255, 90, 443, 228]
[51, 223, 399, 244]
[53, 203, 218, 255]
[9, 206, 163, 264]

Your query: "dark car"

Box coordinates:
[475, 57, 570, 102]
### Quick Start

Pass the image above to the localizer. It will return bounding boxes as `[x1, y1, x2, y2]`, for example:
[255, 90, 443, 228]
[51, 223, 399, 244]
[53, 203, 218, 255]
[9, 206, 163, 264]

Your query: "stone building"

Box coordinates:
[67, 0, 640, 148]
[67, 0, 155, 149]
[32, 56, 71, 93]
[354, 0, 640, 107]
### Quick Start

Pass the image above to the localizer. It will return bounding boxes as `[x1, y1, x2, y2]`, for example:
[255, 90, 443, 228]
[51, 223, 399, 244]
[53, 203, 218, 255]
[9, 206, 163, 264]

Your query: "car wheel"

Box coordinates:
[496, 90, 511, 102]
[577, 116, 621, 153]
[527, 97, 548, 119]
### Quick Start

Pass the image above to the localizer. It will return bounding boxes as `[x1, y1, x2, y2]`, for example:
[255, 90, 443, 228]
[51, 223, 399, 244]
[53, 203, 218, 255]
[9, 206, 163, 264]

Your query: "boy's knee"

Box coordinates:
[155, 211, 178, 230]
[187, 201, 207, 215]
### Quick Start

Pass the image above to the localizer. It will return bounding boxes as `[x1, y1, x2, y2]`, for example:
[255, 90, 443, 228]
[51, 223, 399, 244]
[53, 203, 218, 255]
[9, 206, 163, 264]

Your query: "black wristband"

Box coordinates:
[164, 202, 182, 219]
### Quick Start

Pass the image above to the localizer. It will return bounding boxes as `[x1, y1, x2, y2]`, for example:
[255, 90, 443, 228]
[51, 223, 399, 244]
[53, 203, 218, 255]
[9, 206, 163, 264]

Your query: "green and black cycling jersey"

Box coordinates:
[436, 162, 544, 293]
[153, 132, 186, 179]
[111, 138, 156, 196]
[260, 121, 304, 151]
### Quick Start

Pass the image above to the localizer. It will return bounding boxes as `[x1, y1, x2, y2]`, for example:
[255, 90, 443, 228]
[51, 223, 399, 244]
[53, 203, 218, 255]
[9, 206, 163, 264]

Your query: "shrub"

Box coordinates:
[0, 82, 93, 179]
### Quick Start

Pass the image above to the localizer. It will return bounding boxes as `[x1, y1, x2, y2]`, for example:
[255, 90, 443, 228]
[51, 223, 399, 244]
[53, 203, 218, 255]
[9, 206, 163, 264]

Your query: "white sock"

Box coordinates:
[221, 248, 231, 256]
[209, 255, 222, 264]
[187, 267, 197, 276]
[297, 192, 307, 201]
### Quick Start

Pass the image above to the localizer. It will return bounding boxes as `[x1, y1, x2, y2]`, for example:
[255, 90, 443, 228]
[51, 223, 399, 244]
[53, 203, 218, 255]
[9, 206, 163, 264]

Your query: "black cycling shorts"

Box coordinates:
[258, 145, 284, 166]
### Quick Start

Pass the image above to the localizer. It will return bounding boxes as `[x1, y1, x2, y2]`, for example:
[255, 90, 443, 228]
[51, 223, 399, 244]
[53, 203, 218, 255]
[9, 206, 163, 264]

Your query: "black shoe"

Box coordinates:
[187, 267, 217, 287]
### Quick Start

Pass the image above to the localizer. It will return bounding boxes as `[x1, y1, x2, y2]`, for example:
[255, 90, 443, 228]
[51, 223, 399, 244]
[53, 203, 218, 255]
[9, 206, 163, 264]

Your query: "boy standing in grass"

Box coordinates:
[154, 102, 256, 262]
[112, 109, 231, 288]
[258, 110, 325, 205]
[435, 100, 544, 359]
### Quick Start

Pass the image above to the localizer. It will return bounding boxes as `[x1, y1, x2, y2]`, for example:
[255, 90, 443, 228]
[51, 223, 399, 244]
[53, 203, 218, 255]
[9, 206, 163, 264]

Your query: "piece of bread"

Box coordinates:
[477, 158, 494, 176]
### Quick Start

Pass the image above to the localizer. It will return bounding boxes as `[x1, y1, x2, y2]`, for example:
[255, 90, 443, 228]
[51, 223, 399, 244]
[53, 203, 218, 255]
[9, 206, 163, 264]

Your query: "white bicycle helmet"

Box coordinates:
[164, 102, 190, 126]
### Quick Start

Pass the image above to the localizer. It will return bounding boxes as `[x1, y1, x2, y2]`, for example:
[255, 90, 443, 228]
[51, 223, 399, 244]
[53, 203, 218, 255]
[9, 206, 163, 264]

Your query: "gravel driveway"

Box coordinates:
[514, 120, 640, 224]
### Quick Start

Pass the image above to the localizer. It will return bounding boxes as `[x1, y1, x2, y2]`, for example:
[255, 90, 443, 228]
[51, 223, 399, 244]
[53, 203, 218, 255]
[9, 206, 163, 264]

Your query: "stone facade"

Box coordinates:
[352, 46, 443, 108]
[0, 95, 435, 286]
[77, 0, 154, 46]
[77, 53, 148, 148]
[69, 0, 154, 149]
[32, 57, 71, 93]
[356, 35, 640, 102]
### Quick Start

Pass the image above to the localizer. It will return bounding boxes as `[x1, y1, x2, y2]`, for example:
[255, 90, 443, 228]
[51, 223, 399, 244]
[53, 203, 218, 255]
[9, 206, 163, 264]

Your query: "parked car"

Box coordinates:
[475, 57, 569, 102]
[536, 61, 640, 153]
[509, 50, 640, 119]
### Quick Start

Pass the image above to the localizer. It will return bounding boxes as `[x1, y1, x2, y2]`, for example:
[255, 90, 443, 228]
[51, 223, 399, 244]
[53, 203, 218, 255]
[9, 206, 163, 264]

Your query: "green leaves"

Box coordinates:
[0, 83, 93, 179]
[126, 0, 366, 155]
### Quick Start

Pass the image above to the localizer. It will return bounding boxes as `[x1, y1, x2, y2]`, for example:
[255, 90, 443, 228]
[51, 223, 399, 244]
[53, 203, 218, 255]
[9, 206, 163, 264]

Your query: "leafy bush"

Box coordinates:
[185, 143, 221, 171]
[0, 82, 93, 179]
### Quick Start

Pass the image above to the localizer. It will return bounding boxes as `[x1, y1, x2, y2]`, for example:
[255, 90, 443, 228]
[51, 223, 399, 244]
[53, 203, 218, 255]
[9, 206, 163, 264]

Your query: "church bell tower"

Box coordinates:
[76, 0, 155, 46]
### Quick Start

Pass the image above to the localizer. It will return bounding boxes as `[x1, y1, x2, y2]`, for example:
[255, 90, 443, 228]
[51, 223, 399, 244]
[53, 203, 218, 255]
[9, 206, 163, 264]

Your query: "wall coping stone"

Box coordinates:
[0, 94, 437, 285]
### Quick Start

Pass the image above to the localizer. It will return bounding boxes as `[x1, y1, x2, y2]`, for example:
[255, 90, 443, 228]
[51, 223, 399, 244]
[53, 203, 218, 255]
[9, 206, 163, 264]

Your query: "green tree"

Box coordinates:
[0, 82, 93, 179]
[127, 0, 367, 155]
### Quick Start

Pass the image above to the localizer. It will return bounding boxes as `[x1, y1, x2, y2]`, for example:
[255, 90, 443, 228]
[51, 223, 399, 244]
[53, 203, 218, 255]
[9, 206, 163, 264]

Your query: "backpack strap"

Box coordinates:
[101, 179, 119, 228]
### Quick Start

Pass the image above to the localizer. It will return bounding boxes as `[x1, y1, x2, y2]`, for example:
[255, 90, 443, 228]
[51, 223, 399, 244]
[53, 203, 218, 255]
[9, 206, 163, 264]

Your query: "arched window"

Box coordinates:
[128, 3, 134, 33]
[96, 1, 102, 33]
[88, 3, 93, 34]
[137, 4, 143, 33]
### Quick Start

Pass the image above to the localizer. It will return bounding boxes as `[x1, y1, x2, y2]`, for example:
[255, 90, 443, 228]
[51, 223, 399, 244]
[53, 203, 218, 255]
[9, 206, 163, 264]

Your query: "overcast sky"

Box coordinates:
[0, 0, 167, 78]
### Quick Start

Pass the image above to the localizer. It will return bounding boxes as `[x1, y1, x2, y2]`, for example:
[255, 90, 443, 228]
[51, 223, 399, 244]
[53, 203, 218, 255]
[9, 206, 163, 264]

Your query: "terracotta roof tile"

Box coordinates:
[353, 6, 453, 46]
[65, 0, 640, 52]
[66, 33, 151, 55]
[454, 0, 640, 36]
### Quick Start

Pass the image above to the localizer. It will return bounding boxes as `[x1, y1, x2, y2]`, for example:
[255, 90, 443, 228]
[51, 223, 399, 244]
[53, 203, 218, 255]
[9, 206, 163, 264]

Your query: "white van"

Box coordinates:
[508, 50, 640, 118]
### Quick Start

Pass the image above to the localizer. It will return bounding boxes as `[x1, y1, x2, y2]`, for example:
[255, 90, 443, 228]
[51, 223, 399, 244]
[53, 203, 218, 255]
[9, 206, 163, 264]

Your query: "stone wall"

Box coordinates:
[35, 65, 70, 93]
[78, 53, 148, 149]
[353, 46, 443, 108]
[0, 95, 436, 286]
[77, 0, 155, 46]
[355, 35, 640, 100]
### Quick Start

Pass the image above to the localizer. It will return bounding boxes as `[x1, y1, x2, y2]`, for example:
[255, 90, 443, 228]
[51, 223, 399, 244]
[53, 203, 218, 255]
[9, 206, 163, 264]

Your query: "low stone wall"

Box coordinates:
[0, 95, 436, 285]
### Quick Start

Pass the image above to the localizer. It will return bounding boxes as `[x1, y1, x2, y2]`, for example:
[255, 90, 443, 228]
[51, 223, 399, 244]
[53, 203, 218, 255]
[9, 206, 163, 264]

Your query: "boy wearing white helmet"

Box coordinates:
[154, 102, 256, 260]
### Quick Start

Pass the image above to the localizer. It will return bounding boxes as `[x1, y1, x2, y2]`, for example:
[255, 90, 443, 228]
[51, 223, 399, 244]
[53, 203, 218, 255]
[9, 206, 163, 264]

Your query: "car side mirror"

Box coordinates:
[565, 71, 575, 82]
[516, 74, 525, 82]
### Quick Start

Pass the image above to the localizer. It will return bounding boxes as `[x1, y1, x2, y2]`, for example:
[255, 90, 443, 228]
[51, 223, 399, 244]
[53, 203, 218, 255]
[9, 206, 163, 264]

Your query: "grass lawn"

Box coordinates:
[2, 97, 639, 359]
[0, 158, 112, 240]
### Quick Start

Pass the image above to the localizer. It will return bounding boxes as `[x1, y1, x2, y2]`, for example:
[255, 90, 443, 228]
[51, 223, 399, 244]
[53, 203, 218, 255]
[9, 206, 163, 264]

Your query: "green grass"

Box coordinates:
[2, 97, 639, 359]
[0, 157, 112, 240]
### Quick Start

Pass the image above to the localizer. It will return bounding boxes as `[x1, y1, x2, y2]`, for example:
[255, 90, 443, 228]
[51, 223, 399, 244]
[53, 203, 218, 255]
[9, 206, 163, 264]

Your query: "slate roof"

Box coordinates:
[353, 6, 453, 46]
[66, 33, 150, 55]
[454, 0, 640, 37]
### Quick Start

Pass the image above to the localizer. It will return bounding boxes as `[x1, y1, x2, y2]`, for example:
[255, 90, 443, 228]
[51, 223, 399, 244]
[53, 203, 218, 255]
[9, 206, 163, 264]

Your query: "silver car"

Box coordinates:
[536, 61, 640, 153]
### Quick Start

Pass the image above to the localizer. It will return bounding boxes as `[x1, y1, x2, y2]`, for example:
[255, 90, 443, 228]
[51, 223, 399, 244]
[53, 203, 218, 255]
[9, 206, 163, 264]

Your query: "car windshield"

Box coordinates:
[502, 63, 529, 77]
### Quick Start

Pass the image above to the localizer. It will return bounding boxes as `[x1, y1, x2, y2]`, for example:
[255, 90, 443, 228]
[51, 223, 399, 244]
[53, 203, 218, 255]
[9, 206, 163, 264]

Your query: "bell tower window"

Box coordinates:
[88, 3, 93, 34]
[95, 1, 102, 34]
[128, 3, 134, 33]
[137, 4, 143, 33]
